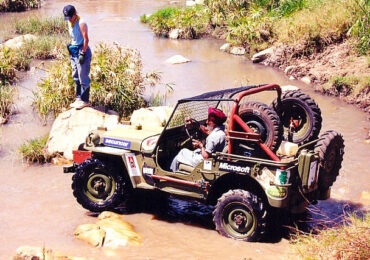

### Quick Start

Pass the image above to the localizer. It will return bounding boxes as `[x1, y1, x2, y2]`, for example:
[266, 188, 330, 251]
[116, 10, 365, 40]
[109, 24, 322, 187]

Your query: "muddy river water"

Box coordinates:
[0, 0, 369, 259]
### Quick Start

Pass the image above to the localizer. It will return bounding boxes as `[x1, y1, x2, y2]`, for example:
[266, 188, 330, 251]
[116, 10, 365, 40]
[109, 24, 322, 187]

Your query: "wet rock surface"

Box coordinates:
[74, 211, 142, 248]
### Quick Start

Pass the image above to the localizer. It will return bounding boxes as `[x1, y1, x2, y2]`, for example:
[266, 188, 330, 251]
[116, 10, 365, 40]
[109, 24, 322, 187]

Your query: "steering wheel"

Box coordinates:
[184, 118, 202, 142]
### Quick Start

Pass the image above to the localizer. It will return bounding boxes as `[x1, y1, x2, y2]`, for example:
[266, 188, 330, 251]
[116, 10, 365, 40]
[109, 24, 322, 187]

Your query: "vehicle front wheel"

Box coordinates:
[213, 189, 268, 242]
[72, 158, 129, 212]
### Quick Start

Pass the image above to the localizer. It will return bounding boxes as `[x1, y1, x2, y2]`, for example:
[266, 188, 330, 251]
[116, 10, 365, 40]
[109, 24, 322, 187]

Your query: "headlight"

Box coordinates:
[86, 132, 100, 147]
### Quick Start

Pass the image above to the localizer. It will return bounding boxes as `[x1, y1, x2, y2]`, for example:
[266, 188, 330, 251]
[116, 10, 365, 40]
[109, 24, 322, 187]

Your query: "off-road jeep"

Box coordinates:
[65, 84, 344, 242]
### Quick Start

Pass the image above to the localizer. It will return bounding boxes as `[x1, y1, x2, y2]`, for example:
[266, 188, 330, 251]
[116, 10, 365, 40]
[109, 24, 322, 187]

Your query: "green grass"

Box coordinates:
[144, 0, 370, 55]
[18, 134, 49, 163]
[142, 5, 211, 38]
[0, 83, 16, 122]
[14, 16, 67, 36]
[0, 0, 40, 12]
[292, 213, 370, 260]
[34, 42, 149, 120]
[324, 75, 370, 96]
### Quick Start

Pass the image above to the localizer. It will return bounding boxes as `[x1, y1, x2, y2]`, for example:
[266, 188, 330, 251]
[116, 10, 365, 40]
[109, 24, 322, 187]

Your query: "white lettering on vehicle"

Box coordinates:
[219, 162, 250, 174]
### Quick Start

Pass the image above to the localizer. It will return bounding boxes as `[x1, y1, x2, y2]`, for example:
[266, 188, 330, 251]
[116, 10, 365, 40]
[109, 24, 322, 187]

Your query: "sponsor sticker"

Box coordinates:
[308, 161, 319, 186]
[124, 153, 141, 177]
[275, 169, 291, 185]
[203, 160, 212, 171]
[219, 162, 250, 174]
[103, 137, 131, 149]
[142, 136, 159, 151]
[142, 166, 154, 175]
[267, 186, 287, 198]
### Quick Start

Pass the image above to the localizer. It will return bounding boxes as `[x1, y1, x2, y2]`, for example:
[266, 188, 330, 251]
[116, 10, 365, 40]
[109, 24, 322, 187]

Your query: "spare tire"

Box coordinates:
[315, 130, 345, 192]
[229, 101, 283, 154]
[271, 90, 322, 145]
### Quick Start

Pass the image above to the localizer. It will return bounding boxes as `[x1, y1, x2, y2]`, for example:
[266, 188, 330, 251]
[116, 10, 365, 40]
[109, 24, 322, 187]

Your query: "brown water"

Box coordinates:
[0, 0, 369, 259]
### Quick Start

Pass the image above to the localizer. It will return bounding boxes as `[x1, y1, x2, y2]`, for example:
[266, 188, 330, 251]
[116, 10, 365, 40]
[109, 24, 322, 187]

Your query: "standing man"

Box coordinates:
[170, 107, 227, 172]
[63, 4, 92, 109]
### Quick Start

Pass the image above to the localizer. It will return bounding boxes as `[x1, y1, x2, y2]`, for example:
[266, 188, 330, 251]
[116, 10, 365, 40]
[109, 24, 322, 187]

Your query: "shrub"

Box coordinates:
[18, 134, 49, 163]
[292, 213, 370, 260]
[34, 42, 149, 119]
[0, 0, 40, 12]
[143, 6, 210, 38]
[0, 83, 16, 122]
[14, 16, 67, 36]
[325, 75, 370, 96]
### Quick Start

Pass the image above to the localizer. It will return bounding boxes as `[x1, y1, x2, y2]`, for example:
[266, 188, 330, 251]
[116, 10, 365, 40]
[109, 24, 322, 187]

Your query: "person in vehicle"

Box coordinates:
[170, 107, 227, 172]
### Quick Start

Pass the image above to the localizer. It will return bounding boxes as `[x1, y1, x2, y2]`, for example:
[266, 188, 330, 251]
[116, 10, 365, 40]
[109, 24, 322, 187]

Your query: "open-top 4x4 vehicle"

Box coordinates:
[65, 84, 344, 242]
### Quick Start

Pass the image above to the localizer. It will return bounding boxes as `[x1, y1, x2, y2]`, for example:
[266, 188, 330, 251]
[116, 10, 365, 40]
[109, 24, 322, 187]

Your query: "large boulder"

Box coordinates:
[1, 34, 38, 49]
[45, 107, 120, 160]
[74, 211, 142, 249]
[251, 47, 275, 63]
[130, 106, 173, 127]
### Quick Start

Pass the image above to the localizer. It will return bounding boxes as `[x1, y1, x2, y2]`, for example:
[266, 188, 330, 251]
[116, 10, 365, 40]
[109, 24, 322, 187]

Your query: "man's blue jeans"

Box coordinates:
[70, 46, 92, 102]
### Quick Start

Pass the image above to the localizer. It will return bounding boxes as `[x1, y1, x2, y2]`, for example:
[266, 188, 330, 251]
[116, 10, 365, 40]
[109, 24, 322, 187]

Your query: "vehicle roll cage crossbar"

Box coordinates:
[159, 84, 283, 161]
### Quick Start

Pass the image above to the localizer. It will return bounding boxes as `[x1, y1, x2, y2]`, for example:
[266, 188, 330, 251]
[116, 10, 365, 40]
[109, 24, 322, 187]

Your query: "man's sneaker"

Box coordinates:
[76, 101, 90, 110]
[69, 98, 82, 108]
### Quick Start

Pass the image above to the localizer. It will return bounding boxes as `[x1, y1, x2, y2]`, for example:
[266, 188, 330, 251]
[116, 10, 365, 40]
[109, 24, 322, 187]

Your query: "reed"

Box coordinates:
[18, 134, 49, 163]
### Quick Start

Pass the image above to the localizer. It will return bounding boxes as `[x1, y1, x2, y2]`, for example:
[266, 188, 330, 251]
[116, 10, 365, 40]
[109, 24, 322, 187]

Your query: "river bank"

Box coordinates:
[142, 0, 370, 114]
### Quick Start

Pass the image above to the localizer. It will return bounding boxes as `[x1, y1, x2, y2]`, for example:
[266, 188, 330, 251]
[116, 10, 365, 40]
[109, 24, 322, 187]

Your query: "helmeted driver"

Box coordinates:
[170, 107, 227, 172]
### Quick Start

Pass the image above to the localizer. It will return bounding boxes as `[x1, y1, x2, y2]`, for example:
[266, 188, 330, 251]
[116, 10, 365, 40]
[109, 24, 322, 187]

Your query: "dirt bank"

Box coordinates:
[260, 40, 369, 114]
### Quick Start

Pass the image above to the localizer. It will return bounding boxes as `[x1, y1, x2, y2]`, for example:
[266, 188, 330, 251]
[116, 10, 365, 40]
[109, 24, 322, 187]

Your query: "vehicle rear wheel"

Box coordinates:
[315, 130, 345, 192]
[231, 101, 283, 154]
[271, 90, 322, 145]
[213, 189, 268, 242]
[72, 158, 129, 212]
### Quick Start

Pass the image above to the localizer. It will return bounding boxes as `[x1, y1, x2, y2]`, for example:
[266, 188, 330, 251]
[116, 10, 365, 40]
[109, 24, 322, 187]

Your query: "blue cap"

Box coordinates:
[63, 5, 76, 20]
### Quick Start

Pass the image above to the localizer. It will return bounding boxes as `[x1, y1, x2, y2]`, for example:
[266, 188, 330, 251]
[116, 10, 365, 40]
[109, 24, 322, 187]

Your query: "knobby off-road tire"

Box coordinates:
[315, 130, 345, 191]
[72, 158, 129, 212]
[231, 101, 283, 153]
[213, 189, 268, 242]
[271, 90, 322, 145]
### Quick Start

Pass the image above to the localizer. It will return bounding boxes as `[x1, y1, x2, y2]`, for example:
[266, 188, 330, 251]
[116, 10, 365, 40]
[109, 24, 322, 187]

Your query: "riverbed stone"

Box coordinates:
[284, 65, 297, 75]
[220, 43, 231, 52]
[251, 47, 274, 63]
[230, 46, 246, 55]
[14, 246, 91, 260]
[45, 107, 120, 160]
[130, 106, 173, 127]
[281, 85, 300, 92]
[301, 76, 311, 84]
[169, 29, 180, 39]
[74, 211, 142, 249]
[186, 0, 196, 7]
[1, 34, 38, 49]
[166, 54, 191, 64]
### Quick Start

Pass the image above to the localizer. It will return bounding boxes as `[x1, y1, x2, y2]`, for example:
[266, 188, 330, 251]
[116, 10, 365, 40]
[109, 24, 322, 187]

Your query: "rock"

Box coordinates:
[186, 0, 196, 7]
[284, 65, 296, 75]
[230, 46, 246, 56]
[289, 76, 296, 80]
[195, 0, 205, 4]
[220, 43, 231, 52]
[51, 156, 73, 165]
[281, 85, 300, 92]
[14, 246, 91, 260]
[130, 106, 173, 127]
[169, 29, 180, 39]
[301, 76, 311, 84]
[251, 47, 274, 63]
[45, 107, 120, 160]
[165, 55, 191, 64]
[74, 224, 106, 247]
[1, 34, 38, 49]
[75, 211, 142, 249]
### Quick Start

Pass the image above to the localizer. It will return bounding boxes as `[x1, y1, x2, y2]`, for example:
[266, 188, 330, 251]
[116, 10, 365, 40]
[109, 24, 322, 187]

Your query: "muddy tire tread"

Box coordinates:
[213, 189, 268, 242]
[72, 158, 125, 212]
[315, 130, 345, 189]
